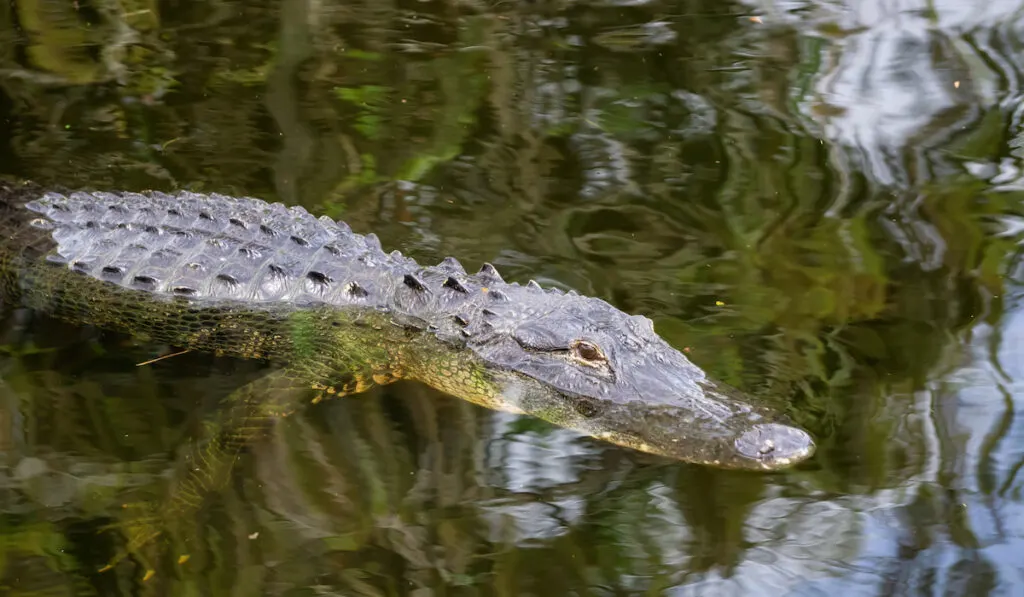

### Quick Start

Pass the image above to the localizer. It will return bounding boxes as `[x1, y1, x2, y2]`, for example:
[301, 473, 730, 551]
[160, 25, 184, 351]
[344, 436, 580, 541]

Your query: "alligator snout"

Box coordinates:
[734, 423, 815, 467]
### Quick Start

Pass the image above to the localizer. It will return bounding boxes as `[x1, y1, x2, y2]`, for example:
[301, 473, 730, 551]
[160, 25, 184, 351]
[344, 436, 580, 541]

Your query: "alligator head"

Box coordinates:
[429, 286, 815, 470]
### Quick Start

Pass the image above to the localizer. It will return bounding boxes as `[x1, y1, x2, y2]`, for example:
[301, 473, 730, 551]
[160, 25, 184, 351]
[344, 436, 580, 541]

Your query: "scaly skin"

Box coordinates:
[0, 181, 815, 567]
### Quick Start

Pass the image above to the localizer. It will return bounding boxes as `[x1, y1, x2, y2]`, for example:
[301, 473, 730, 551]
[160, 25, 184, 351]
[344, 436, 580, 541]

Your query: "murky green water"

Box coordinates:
[1, 1, 1024, 595]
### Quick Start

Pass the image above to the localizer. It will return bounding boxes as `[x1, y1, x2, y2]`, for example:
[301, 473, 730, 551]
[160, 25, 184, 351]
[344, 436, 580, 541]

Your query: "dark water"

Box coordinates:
[1, 0, 1024, 595]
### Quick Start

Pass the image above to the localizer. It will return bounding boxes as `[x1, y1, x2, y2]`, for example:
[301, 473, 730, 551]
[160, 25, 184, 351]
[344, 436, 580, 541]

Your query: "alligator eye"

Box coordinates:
[572, 340, 605, 363]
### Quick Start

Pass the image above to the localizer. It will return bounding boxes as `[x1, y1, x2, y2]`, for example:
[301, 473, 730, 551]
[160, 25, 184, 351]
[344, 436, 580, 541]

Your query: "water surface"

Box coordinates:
[2, 1, 1024, 595]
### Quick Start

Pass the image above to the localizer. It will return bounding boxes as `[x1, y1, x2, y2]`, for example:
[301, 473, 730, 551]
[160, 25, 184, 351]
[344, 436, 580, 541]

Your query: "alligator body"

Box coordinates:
[0, 182, 814, 557]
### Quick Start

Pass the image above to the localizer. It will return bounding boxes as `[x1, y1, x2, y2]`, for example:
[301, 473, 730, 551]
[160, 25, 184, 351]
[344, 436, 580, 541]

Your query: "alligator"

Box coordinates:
[0, 181, 814, 561]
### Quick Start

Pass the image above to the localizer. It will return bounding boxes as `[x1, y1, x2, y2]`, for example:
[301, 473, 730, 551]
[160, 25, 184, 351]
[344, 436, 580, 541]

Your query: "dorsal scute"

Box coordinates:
[437, 256, 466, 274]
[477, 262, 504, 284]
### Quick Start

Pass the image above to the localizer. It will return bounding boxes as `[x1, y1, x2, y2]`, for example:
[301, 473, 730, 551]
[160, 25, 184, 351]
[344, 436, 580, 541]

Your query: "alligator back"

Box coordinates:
[0, 182, 422, 362]
[0, 182, 575, 362]
[0, 184, 412, 306]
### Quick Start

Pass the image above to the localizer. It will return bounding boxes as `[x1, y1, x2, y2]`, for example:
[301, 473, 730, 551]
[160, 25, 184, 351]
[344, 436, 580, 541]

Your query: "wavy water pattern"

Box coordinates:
[2, 0, 1024, 594]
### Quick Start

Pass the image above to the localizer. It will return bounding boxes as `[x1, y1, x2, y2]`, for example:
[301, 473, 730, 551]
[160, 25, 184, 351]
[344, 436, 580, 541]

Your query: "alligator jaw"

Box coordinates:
[491, 372, 816, 471]
[615, 418, 817, 470]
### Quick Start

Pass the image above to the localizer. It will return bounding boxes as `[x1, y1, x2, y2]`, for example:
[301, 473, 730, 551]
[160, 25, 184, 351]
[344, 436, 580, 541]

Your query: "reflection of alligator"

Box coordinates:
[0, 181, 813, 553]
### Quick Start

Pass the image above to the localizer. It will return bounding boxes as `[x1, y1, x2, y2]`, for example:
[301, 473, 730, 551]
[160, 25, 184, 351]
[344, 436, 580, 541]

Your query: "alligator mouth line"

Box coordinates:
[577, 414, 815, 470]
[495, 378, 816, 470]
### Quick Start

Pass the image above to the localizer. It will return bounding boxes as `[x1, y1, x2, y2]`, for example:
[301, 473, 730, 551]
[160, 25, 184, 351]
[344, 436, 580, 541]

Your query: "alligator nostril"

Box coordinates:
[734, 423, 815, 466]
